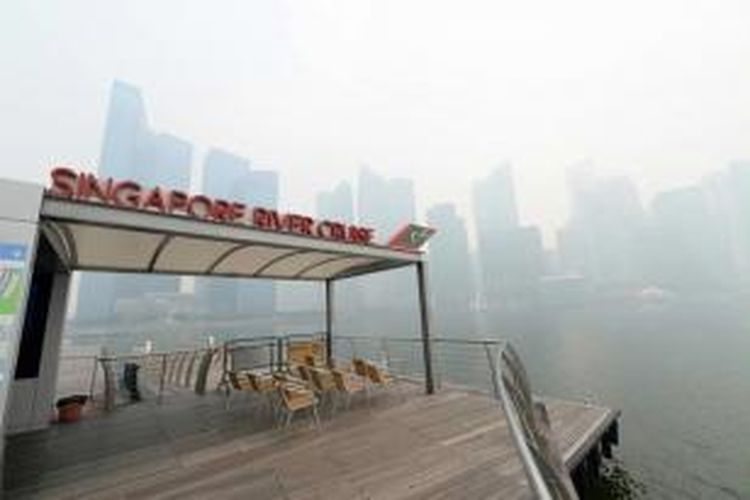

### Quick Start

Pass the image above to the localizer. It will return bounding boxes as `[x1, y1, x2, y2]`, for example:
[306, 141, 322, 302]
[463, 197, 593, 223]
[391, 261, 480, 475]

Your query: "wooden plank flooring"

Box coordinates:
[4, 384, 618, 499]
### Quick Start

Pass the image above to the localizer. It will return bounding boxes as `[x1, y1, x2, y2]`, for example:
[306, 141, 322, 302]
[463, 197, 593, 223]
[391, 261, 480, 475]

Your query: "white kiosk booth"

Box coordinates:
[0, 168, 435, 470]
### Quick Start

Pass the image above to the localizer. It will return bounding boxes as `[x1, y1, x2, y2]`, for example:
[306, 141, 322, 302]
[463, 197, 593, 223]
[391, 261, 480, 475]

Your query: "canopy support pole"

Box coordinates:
[325, 279, 334, 366]
[416, 261, 435, 395]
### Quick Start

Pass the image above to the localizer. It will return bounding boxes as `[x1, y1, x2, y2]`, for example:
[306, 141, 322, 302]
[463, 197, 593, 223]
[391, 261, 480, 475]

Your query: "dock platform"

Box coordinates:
[5, 383, 618, 499]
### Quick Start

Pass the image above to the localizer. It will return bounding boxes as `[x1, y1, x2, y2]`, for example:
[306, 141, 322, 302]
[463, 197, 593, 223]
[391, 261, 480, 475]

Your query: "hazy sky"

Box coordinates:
[2, 0, 750, 245]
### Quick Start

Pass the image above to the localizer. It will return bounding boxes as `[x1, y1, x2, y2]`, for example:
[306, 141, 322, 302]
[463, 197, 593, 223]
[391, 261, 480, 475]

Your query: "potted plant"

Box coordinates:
[56, 395, 88, 423]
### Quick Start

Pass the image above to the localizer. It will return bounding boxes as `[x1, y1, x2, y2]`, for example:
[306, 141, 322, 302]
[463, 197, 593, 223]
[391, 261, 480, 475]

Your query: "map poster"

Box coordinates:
[0, 243, 28, 321]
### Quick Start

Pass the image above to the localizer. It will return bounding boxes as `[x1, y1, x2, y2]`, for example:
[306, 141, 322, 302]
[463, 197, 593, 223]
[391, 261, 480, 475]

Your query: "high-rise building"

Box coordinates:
[473, 164, 519, 232]
[471, 164, 522, 307]
[358, 168, 416, 236]
[425, 203, 474, 333]
[561, 164, 646, 290]
[317, 181, 355, 221]
[319, 182, 360, 311]
[648, 186, 733, 290]
[357, 167, 416, 311]
[277, 181, 359, 315]
[495, 226, 545, 303]
[76, 81, 192, 322]
[195, 149, 279, 317]
[705, 162, 750, 286]
[276, 181, 357, 315]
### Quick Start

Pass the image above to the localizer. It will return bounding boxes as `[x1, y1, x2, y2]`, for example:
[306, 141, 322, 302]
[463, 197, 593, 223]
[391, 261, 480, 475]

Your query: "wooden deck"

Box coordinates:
[4, 383, 618, 499]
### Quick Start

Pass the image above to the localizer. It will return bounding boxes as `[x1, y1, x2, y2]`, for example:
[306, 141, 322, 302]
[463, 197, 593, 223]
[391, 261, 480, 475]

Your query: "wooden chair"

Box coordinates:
[352, 357, 369, 379]
[365, 362, 394, 388]
[246, 371, 278, 417]
[225, 370, 254, 409]
[331, 368, 367, 411]
[309, 367, 337, 415]
[329, 357, 352, 371]
[247, 370, 275, 392]
[273, 370, 309, 390]
[287, 340, 325, 367]
[309, 367, 336, 392]
[277, 383, 320, 430]
[296, 364, 313, 384]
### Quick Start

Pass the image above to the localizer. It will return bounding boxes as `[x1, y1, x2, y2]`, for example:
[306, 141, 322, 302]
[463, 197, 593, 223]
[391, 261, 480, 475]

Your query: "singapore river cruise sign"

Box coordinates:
[48, 167, 376, 245]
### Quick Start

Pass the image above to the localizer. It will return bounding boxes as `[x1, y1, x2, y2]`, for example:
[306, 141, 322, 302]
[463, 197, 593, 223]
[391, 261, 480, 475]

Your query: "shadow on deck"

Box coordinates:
[4, 382, 617, 499]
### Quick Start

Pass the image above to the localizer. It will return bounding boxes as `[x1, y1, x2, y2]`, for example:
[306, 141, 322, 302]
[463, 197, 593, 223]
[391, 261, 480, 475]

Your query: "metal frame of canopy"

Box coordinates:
[38, 196, 436, 394]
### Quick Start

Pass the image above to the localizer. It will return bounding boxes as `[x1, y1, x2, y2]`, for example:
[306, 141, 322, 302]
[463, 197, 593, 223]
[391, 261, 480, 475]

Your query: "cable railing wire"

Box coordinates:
[58, 334, 578, 499]
[335, 335, 578, 499]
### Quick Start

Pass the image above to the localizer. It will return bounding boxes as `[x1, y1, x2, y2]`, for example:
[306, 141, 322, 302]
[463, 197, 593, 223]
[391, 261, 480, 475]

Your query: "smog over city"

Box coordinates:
[2, 1, 750, 499]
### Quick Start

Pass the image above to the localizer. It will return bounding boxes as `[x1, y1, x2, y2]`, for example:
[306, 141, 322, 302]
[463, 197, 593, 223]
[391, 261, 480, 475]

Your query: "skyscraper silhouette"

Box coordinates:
[425, 203, 474, 334]
[76, 81, 191, 322]
[317, 181, 362, 316]
[195, 149, 279, 317]
[357, 167, 416, 312]
[561, 163, 645, 289]
[648, 186, 733, 290]
[472, 164, 521, 307]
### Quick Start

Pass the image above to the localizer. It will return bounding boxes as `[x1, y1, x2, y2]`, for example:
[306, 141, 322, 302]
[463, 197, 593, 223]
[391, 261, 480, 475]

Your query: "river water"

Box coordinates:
[61, 294, 749, 498]
[477, 299, 750, 499]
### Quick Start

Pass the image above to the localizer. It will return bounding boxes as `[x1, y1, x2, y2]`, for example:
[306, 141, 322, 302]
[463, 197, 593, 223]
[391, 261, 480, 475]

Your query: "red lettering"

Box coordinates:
[348, 226, 374, 244]
[84, 174, 113, 203]
[76, 173, 89, 198]
[49, 167, 77, 198]
[285, 214, 297, 232]
[286, 214, 305, 234]
[252, 207, 270, 228]
[300, 216, 314, 236]
[360, 228, 374, 244]
[142, 187, 167, 212]
[168, 190, 188, 213]
[46, 168, 378, 245]
[327, 222, 346, 241]
[188, 195, 212, 219]
[269, 211, 283, 231]
[229, 202, 245, 222]
[211, 199, 231, 221]
[112, 181, 142, 208]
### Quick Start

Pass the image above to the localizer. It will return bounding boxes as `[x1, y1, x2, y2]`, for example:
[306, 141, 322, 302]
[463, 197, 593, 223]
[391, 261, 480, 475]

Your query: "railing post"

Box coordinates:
[158, 353, 167, 405]
[100, 355, 116, 412]
[218, 342, 231, 396]
[194, 349, 214, 395]
[348, 337, 356, 358]
[276, 337, 284, 372]
[325, 279, 334, 367]
[416, 261, 435, 395]
[483, 341, 501, 399]
[381, 338, 391, 369]
[88, 356, 98, 402]
[269, 341, 275, 373]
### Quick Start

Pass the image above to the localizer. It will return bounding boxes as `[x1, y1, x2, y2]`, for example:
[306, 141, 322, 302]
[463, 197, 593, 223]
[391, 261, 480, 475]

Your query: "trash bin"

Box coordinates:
[56, 395, 88, 423]
[123, 362, 141, 402]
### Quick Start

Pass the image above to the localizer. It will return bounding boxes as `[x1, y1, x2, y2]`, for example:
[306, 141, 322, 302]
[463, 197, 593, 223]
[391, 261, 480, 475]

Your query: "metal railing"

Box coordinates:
[57, 334, 577, 499]
[487, 342, 578, 500]
[57, 347, 222, 409]
[333, 335, 578, 500]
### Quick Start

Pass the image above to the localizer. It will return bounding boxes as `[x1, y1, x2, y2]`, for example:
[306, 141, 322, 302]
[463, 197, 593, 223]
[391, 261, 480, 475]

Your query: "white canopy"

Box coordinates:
[39, 197, 422, 281]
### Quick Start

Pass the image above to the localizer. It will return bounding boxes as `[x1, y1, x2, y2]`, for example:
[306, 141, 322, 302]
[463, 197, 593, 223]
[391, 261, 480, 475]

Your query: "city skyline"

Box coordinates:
[68, 80, 750, 321]
[43, 80, 750, 255]
[195, 148, 279, 318]
[76, 81, 192, 322]
[6, 1, 750, 250]
[5, 4, 748, 496]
